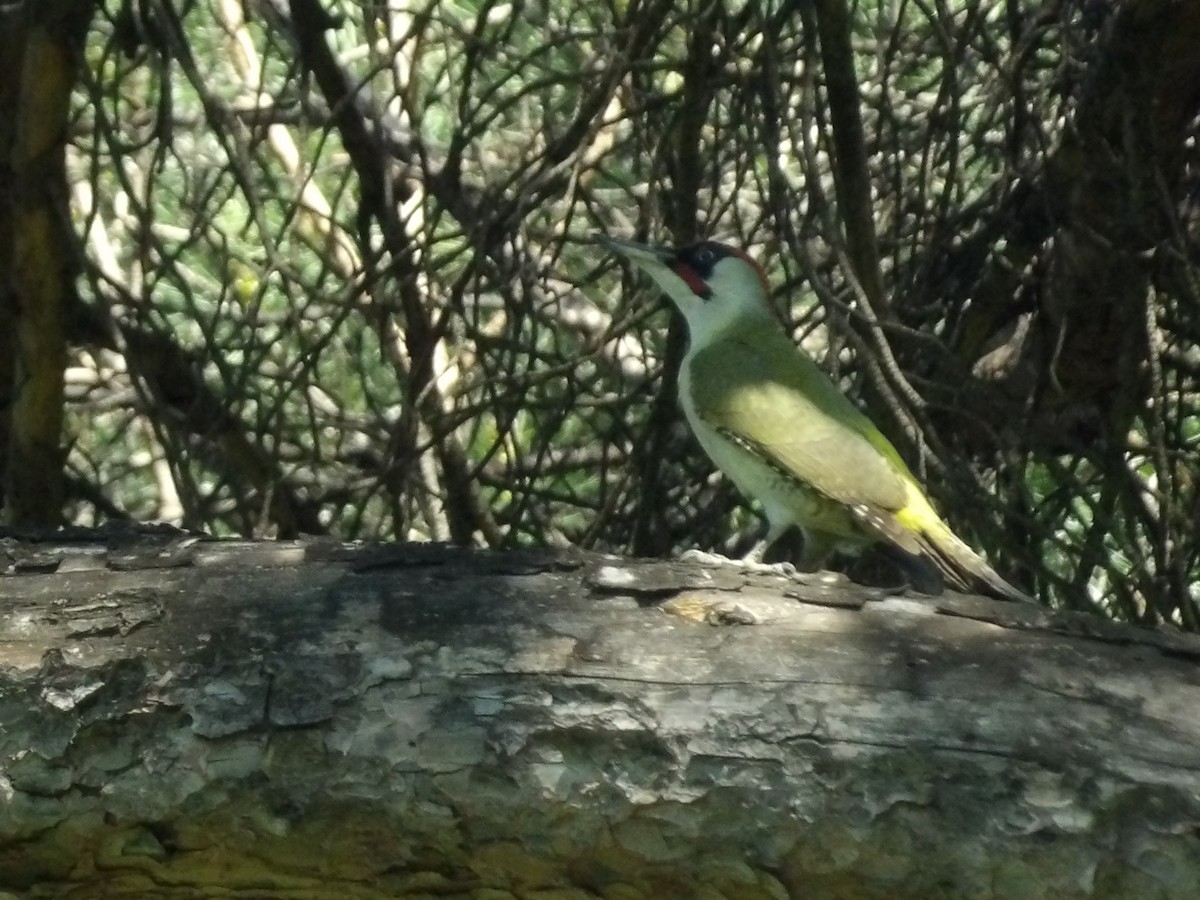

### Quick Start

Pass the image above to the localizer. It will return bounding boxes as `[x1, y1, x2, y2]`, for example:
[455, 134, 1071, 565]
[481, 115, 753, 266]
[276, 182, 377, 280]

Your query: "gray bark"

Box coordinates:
[1, 533, 1199, 899]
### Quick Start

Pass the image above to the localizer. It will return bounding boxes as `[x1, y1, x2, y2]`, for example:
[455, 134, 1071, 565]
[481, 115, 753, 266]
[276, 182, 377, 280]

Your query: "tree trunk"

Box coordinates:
[0, 1, 95, 527]
[1, 534, 1198, 899]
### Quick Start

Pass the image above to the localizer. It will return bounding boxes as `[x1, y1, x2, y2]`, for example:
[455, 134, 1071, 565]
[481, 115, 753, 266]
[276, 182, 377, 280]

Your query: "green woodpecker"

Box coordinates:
[599, 234, 1031, 603]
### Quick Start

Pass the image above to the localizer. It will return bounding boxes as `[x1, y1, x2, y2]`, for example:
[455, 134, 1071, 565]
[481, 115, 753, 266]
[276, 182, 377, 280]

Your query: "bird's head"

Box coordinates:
[598, 235, 773, 346]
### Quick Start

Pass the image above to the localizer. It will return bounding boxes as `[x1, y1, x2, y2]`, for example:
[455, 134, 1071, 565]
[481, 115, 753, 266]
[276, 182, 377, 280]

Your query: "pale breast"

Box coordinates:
[678, 362, 862, 541]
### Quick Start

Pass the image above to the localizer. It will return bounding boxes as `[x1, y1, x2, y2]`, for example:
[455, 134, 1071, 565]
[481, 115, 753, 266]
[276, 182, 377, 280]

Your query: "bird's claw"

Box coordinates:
[680, 548, 799, 579]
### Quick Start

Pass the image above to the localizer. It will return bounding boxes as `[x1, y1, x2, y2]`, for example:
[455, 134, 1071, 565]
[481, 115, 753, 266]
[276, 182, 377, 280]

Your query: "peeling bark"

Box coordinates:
[1, 535, 1199, 899]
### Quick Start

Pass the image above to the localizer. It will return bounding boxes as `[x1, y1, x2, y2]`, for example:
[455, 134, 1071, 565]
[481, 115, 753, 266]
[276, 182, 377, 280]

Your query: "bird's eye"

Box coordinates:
[695, 248, 714, 266]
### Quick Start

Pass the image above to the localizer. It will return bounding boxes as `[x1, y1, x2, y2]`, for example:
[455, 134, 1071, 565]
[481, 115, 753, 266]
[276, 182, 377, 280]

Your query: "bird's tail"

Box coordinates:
[853, 494, 1034, 603]
[917, 521, 1034, 604]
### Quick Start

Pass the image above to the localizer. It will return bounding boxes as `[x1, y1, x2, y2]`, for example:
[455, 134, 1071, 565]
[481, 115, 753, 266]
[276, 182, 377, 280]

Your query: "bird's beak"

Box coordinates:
[594, 234, 675, 272]
[596, 233, 703, 309]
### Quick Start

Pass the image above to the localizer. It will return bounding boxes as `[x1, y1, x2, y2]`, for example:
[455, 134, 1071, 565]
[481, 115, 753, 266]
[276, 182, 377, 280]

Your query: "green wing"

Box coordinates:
[687, 321, 915, 515]
[688, 321, 1034, 602]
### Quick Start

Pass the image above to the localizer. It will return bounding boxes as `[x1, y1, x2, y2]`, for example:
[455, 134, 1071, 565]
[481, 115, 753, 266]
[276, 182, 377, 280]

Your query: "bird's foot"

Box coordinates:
[680, 548, 798, 579]
[679, 548, 736, 567]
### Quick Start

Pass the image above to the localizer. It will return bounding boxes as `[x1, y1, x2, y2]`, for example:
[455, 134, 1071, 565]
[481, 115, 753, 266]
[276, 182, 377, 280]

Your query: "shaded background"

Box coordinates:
[2, 0, 1198, 623]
